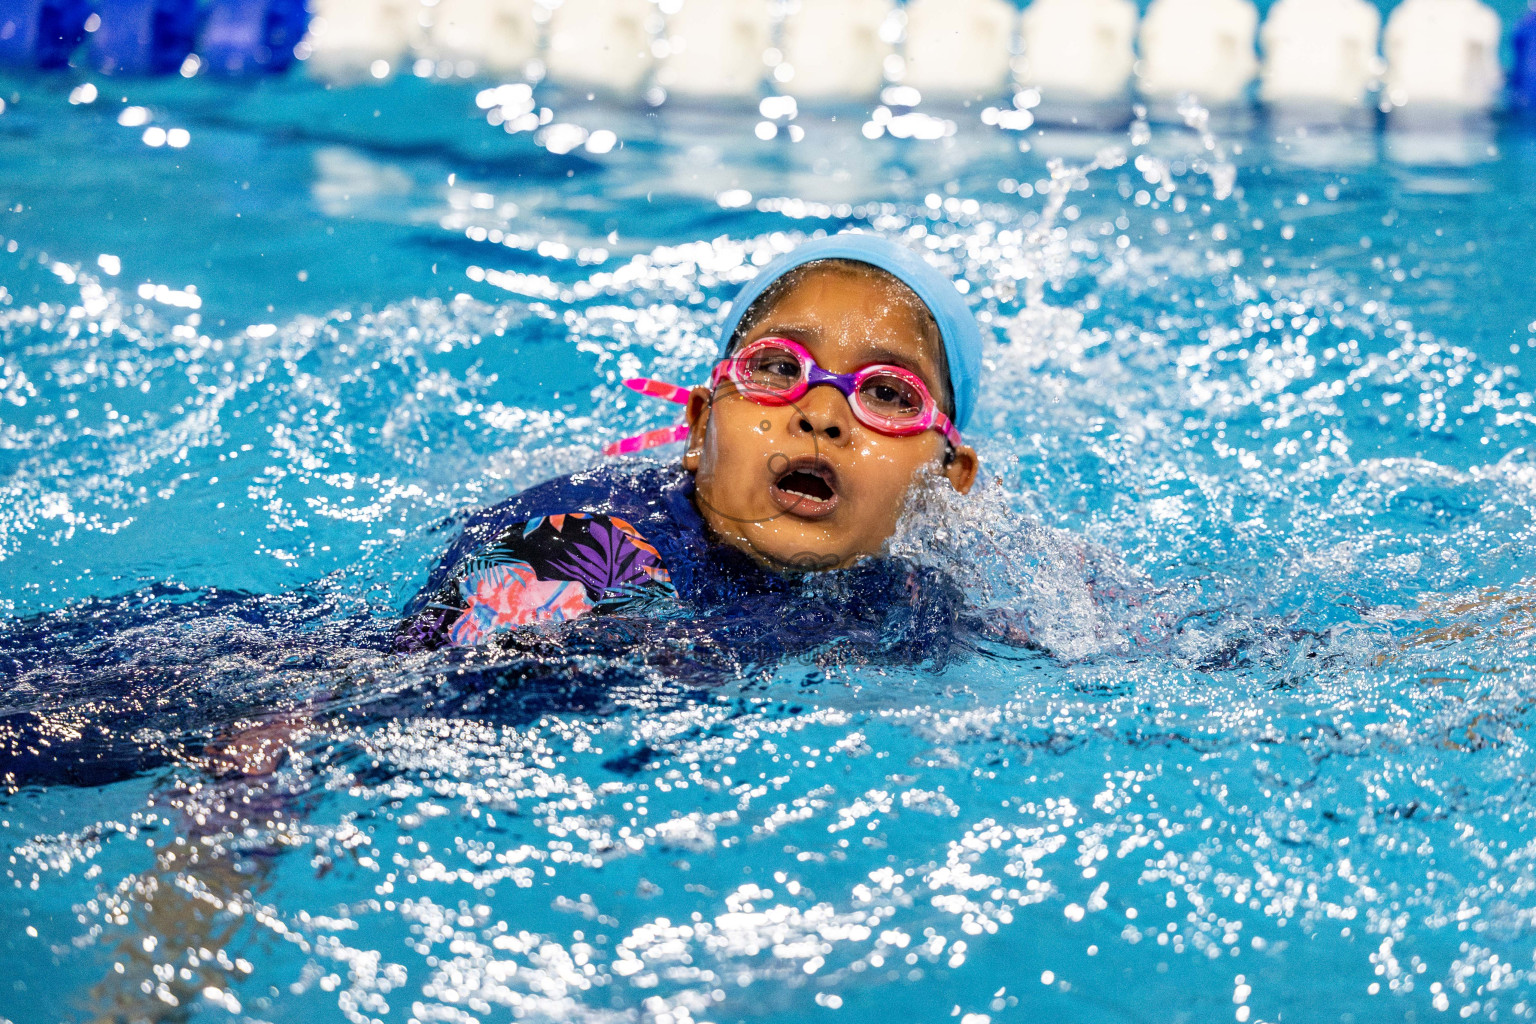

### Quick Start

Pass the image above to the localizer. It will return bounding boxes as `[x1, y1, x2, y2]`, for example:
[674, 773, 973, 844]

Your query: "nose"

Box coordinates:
[789, 381, 854, 445]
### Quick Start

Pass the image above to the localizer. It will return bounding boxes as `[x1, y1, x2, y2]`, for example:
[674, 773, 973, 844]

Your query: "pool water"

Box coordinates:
[5, 70, 1536, 1024]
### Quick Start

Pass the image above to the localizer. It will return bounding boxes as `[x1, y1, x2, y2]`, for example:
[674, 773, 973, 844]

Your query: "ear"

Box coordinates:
[682, 386, 713, 472]
[942, 444, 979, 495]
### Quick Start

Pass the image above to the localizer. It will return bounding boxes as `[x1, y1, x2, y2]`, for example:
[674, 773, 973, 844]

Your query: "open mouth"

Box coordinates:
[768, 456, 839, 518]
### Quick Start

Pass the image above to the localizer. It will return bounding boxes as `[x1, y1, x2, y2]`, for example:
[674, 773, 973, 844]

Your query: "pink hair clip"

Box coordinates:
[603, 378, 692, 456]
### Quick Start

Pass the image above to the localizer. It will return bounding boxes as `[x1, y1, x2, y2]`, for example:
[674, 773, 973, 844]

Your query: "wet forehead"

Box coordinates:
[745, 266, 942, 379]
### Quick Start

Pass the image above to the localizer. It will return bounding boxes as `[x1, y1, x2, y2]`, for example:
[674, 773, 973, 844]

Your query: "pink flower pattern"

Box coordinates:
[448, 560, 593, 647]
[396, 511, 677, 653]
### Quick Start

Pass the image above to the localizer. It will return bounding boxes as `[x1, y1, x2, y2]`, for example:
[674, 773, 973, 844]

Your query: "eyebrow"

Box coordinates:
[863, 344, 936, 381]
[752, 322, 939, 384]
[752, 320, 824, 345]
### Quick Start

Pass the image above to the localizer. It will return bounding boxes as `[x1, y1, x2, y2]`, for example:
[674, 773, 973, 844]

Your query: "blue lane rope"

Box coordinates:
[1513, 6, 1536, 107]
[0, 0, 92, 69]
[88, 0, 198, 75]
[0, 0, 306, 74]
[199, 0, 306, 76]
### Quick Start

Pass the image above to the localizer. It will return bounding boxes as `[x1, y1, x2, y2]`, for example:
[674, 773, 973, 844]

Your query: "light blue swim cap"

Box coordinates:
[719, 234, 984, 432]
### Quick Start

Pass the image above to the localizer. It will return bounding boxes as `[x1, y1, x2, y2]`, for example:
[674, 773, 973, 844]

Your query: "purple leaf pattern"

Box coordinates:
[547, 518, 659, 600]
[396, 511, 676, 652]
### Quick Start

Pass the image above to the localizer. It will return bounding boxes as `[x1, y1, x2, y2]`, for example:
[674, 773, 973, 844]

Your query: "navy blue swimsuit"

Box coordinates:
[396, 464, 972, 668]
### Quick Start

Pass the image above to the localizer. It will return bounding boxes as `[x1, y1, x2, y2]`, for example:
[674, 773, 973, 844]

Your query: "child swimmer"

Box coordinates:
[396, 233, 984, 653]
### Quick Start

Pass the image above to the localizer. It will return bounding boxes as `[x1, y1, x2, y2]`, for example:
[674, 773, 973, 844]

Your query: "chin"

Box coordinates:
[745, 528, 862, 573]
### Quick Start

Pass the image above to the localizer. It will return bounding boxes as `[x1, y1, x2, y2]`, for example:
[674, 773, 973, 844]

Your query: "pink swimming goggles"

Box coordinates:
[605, 336, 963, 456]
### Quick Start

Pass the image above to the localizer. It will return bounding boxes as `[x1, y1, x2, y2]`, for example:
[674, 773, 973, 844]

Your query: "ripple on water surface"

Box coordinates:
[4, 86, 1536, 1024]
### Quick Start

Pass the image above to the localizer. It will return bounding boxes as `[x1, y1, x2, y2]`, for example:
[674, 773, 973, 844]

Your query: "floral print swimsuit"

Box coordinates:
[395, 463, 973, 663]
[401, 510, 679, 651]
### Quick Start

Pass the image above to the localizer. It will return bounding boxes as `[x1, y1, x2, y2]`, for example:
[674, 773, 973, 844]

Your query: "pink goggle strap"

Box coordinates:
[603, 377, 693, 456]
[623, 378, 691, 405]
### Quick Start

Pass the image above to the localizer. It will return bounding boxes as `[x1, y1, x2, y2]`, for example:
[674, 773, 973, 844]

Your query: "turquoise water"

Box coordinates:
[5, 71, 1536, 1023]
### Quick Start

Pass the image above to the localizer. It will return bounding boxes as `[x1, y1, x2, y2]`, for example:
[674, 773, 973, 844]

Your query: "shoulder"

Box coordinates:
[429, 464, 682, 587]
[473, 462, 684, 534]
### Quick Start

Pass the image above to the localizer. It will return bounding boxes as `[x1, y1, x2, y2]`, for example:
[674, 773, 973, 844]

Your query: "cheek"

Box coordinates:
[847, 436, 934, 495]
[702, 407, 779, 475]
[832, 437, 928, 502]
[714, 409, 772, 450]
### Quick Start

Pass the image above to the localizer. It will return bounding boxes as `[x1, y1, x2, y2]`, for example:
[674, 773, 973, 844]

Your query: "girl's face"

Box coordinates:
[684, 265, 979, 571]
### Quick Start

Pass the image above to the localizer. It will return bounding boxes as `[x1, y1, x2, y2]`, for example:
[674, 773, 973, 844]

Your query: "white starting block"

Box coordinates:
[901, 0, 1016, 102]
[545, 0, 657, 96]
[1260, 0, 1381, 109]
[426, 0, 540, 77]
[656, 0, 773, 100]
[1137, 0, 1259, 105]
[1016, 0, 1137, 101]
[305, 0, 420, 81]
[778, 0, 893, 101]
[1383, 0, 1503, 110]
